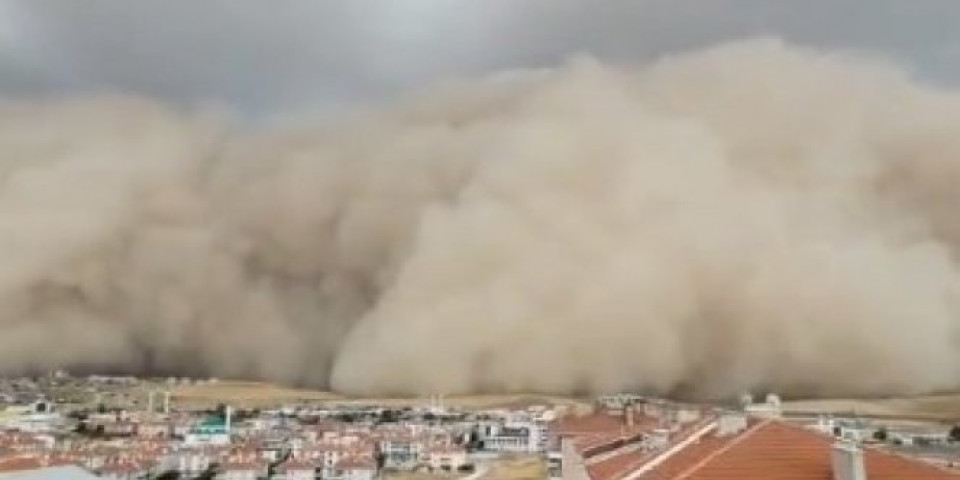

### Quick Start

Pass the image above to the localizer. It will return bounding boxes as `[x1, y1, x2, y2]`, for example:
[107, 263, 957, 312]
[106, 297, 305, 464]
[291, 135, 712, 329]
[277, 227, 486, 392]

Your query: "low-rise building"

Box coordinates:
[425, 441, 468, 472]
[555, 407, 960, 480]
[274, 458, 316, 480]
[328, 454, 377, 480]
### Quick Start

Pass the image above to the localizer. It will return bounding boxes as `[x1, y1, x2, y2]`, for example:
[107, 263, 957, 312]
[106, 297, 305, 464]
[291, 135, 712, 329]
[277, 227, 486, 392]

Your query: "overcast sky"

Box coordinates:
[1, 0, 958, 114]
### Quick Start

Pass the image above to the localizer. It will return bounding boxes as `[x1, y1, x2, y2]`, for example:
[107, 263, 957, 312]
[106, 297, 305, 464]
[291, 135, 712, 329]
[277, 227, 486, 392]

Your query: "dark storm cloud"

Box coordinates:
[2, 0, 960, 112]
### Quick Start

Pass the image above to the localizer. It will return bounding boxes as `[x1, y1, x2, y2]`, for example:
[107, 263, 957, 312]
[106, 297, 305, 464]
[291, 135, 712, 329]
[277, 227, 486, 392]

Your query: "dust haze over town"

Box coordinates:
[2, 1, 960, 400]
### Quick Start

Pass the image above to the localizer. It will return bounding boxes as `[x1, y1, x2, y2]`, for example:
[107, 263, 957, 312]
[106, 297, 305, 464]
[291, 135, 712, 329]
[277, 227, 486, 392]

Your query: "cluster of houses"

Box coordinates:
[4, 380, 960, 480]
[0, 390, 557, 479]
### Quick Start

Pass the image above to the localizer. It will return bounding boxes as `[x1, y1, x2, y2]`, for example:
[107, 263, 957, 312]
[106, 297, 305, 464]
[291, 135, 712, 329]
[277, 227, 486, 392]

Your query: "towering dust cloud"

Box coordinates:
[3, 39, 960, 399]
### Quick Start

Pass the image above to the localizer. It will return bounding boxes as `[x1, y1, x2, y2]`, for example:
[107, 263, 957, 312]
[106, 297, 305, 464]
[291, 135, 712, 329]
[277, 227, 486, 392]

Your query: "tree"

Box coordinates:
[191, 463, 220, 480]
[67, 410, 89, 421]
[379, 409, 399, 423]
[949, 425, 960, 443]
[154, 470, 181, 480]
[214, 403, 227, 421]
[465, 429, 485, 452]
[872, 427, 888, 442]
[264, 449, 292, 479]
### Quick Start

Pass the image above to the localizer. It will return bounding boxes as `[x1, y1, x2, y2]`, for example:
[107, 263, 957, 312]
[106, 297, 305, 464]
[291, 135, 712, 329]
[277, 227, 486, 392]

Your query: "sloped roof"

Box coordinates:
[0, 456, 75, 474]
[589, 448, 650, 480]
[335, 454, 377, 470]
[277, 459, 316, 472]
[585, 420, 715, 480]
[612, 420, 960, 480]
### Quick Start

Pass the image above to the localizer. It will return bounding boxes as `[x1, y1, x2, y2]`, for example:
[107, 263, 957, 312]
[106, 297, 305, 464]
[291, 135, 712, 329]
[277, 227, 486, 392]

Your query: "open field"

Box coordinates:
[136, 380, 590, 410]
[167, 381, 342, 408]
[329, 393, 589, 410]
[783, 393, 960, 421]
[480, 456, 545, 480]
[131, 380, 960, 421]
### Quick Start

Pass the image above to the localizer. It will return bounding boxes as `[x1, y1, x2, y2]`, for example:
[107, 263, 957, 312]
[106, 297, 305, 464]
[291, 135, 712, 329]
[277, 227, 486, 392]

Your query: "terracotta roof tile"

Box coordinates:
[0, 454, 77, 473]
[0, 456, 43, 472]
[587, 419, 717, 480]
[278, 459, 316, 472]
[335, 454, 377, 470]
[630, 420, 960, 480]
[589, 449, 651, 480]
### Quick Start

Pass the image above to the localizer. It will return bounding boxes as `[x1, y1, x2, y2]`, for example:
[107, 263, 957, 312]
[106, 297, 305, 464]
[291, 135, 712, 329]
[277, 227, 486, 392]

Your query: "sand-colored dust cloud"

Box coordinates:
[2, 39, 960, 399]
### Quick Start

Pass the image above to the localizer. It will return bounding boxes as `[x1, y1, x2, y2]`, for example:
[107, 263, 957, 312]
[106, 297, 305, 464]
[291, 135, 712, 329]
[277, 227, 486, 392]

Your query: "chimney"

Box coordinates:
[646, 428, 669, 450]
[716, 412, 748, 437]
[162, 391, 171, 414]
[831, 440, 866, 480]
[624, 404, 635, 428]
[644, 400, 663, 419]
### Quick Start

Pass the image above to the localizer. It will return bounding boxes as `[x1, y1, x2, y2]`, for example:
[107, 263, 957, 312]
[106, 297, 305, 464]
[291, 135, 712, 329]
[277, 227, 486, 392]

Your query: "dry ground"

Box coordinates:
[138, 381, 341, 409]
[136, 380, 589, 411]
[480, 456, 546, 480]
[332, 393, 588, 410]
[783, 393, 960, 420]
[139, 380, 960, 421]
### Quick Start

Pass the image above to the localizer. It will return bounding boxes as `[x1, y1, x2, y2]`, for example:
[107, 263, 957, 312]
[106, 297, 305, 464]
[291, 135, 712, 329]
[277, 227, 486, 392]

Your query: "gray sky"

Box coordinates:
[1, 0, 958, 114]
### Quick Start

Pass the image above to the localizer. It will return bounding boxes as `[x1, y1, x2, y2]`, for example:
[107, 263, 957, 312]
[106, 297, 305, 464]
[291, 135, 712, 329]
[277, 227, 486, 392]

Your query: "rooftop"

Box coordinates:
[584, 418, 960, 480]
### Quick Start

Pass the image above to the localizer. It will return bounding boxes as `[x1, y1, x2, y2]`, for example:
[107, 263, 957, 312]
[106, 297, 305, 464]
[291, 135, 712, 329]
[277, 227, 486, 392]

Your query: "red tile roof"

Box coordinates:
[592, 419, 960, 480]
[0, 456, 43, 473]
[552, 411, 666, 456]
[0, 454, 76, 473]
[335, 454, 377, 470]
[587, 419, 716, 480]
[277, 459, 315, 472]
[589, 448, 650, 480]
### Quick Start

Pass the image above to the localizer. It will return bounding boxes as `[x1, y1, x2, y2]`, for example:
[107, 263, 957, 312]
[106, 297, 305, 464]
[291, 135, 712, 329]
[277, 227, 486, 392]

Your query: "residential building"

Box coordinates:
[557, 409, 960, 480]
[425, 441, 468, 472]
